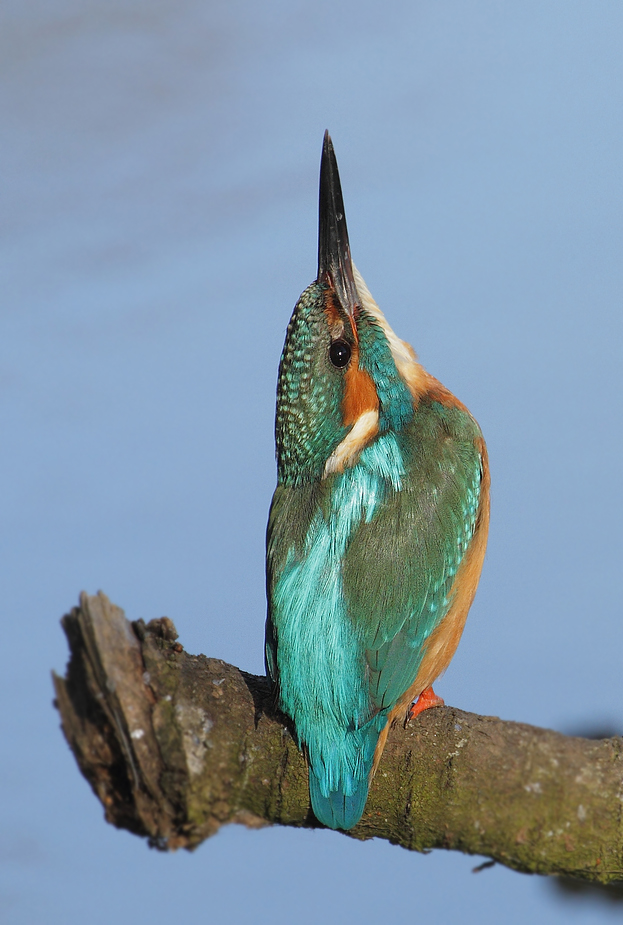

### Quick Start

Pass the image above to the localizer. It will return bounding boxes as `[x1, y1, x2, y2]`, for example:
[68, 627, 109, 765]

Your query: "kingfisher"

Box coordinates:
[265, 132, 490, 831]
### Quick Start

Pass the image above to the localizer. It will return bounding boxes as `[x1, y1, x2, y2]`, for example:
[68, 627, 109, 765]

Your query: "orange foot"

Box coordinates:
[407, 686, 445, 723]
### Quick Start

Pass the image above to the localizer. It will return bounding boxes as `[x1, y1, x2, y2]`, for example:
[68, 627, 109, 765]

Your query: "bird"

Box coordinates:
[265, 131, 490, 831]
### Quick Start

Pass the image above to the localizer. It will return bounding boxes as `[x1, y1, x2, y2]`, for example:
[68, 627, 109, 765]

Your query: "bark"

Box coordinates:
[53, 591, 623, 882]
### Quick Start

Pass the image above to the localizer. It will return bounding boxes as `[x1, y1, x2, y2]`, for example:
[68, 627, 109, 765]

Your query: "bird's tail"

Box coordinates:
[308, 767, 370, 831]
[307, 714, 387, 830]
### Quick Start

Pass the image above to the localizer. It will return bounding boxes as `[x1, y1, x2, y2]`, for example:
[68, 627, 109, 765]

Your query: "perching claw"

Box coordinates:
[406, 687, 445, 725]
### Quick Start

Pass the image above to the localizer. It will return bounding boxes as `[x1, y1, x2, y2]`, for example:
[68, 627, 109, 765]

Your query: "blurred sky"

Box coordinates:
[2, 0, 623, 922]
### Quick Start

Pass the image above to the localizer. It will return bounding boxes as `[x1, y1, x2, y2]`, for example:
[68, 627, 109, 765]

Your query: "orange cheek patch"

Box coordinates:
[322, 289, 378, 426]
[342, 348, 379, 426]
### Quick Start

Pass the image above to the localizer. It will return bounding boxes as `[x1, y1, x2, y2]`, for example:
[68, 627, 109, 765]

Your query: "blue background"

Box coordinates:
[2, 1, 623, 921]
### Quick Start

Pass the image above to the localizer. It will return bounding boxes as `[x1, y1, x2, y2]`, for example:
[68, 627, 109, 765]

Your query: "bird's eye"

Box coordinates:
[329, 339, 351, 369]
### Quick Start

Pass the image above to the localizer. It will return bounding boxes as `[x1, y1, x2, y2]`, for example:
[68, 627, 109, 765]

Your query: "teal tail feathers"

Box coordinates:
[306, 714, 387, 830]
[309, 768, 370, 830]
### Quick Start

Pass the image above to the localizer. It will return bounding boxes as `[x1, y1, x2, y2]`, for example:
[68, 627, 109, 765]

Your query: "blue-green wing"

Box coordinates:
[342, 401, 484, 712]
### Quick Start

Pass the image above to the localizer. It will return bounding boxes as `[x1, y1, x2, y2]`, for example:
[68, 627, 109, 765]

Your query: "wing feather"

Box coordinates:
[343, 401, 483, 711]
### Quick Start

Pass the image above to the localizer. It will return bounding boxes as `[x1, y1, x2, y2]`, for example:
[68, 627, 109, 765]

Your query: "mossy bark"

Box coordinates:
[54, 592, 623, 881]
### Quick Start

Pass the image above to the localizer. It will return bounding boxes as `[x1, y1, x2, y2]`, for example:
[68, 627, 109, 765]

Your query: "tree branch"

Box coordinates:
[53, 592, 623, 881]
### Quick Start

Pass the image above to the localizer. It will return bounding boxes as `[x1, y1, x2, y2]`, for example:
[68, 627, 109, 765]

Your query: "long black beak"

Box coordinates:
[317, 131, 359, 318]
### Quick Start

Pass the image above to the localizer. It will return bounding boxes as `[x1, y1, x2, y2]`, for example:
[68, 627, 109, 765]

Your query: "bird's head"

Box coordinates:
[276, 133, 420, 486]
